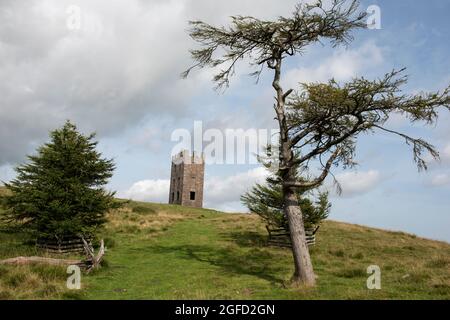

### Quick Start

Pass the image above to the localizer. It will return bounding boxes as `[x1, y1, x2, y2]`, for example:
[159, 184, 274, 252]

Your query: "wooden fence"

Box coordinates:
[266, 225, 319, 248]
[36, 237, 92, 254]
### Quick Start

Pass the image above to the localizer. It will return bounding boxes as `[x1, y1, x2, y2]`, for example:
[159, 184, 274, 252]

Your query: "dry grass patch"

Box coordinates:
[105, 202, 203, 237]
[0, 264, 78, 300]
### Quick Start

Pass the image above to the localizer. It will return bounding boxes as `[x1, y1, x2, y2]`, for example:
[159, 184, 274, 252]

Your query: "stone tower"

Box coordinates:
[168, 150, 205, 208]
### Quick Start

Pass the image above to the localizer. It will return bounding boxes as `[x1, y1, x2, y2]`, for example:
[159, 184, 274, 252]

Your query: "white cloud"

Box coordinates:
[122, 166, 269, 211]
[430, 173, 450, 187]
[3, 0, 299, 165]
[204, 167, 268, 210]
[441, 144, 450, 164]
[0, 0, 373, 166]
[0, 0, 197, 164]
[122, 179, 170, 203]
[122, 168, 384, 210]
[283, 41, 384, 88]
[333, 170, 381, 197]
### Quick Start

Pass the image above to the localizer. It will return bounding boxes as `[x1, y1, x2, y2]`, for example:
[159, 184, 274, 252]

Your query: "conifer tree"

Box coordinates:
[1, 121, 116, 240]
[241, 176, 330, 232]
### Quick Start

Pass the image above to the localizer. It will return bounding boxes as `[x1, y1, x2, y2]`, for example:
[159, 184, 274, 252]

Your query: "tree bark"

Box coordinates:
[271, 56, 316, 287]
[283, 185, 316, 286]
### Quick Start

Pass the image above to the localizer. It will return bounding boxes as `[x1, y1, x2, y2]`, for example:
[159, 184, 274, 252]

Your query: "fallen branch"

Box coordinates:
[0, 239, 106, 272]
[83, 238, 105, 272]
[0, 256, 84, 267]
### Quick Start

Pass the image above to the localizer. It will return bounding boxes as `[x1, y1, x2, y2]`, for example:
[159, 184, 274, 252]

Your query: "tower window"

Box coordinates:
[190, 191, 196, 200]
[177, 191, 180, 201]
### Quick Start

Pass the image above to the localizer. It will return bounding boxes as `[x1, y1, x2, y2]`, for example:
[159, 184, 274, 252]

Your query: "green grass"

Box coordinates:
[0, 187, 449, 299]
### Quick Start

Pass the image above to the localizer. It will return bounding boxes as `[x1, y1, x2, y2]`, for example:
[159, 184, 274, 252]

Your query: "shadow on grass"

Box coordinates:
[223, 231, 268, 248]
[148, 243, 286, 285]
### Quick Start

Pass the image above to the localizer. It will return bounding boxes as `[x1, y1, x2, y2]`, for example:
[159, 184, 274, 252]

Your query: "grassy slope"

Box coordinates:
[0, 187, 449, 299]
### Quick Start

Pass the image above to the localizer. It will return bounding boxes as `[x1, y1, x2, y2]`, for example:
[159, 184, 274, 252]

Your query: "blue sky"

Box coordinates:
[0, 0, 449, 242]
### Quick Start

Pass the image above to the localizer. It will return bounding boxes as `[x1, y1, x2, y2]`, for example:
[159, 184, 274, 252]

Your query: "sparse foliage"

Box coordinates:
[286, 69, 450, 182]
[183, 0, 367, 90]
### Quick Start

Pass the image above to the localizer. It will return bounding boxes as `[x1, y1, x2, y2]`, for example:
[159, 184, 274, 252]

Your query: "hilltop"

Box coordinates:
[0, 188, 449, 299]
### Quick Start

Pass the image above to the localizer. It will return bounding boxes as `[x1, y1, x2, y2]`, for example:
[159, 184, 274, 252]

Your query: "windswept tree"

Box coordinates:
[183, 0, 450, 286]
[1, 121, 116, 241]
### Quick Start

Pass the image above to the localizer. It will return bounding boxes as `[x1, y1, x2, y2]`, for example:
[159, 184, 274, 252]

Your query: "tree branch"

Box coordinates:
[284, 148, 341, 188]
[373, 124, 439, 170]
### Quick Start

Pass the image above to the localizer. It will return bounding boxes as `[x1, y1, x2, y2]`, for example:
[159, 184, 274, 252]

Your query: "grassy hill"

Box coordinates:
[0, 187, 449, 300]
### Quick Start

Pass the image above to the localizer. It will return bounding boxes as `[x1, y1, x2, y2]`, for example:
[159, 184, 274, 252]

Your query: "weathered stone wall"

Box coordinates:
[168, 151, 204, 208]
[168, 161, 184, 205]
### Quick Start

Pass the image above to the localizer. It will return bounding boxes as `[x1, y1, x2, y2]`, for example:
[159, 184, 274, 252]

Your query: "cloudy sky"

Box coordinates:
[1, 0, 449, 242]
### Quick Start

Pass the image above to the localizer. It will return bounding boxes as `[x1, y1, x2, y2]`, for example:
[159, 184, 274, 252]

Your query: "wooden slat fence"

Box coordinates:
[36, 237, 92, 254]
[266, 225, 319, 248]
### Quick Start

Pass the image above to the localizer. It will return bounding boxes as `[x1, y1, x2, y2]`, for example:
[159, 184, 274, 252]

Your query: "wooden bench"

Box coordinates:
[266, 225, 319, 248]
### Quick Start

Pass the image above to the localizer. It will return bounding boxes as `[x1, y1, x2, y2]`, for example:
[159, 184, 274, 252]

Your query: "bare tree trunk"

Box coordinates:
[271, 56, 316, 287]
[0, 256, 83, 266]
[283, 186, 316, 286]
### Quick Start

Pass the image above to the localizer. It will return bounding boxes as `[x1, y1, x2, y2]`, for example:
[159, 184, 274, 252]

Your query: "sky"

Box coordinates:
[0, 0, 449, 242]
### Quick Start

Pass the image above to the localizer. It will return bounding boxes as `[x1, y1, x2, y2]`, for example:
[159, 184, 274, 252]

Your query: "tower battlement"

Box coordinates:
[168, 150, 205, 208]
[171, 149, 205, 165]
